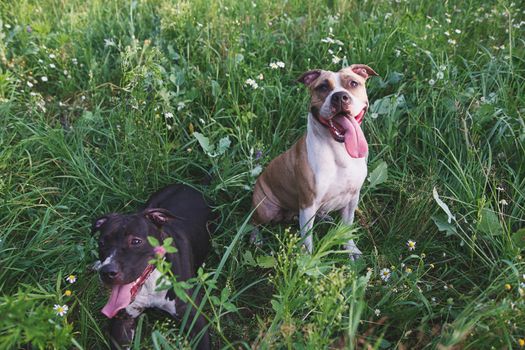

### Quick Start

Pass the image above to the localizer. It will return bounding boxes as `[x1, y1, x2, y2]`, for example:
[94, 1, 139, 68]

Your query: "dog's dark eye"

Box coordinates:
[350, 81, 358, 88]
[316, 84, 329, 92]
[131, 238, 142, 246]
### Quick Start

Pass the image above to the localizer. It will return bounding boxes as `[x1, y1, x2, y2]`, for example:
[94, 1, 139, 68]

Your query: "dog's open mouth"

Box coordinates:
[101, 264, 155, 318]
[322, 108, 368, 158]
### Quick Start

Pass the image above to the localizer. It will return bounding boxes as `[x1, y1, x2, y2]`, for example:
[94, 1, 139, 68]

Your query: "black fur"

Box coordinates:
[93, 184, 213, 350]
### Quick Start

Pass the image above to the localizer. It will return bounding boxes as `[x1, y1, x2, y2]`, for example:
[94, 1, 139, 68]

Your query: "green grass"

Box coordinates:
[1, 0, 525, 348]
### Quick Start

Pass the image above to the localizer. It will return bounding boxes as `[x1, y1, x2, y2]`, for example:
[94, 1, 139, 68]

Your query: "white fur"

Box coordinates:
[300, 112, 367, 259]
[93, 251, 115, 271]
[125, 269, 177, 318]
[318, 73, 367, 120]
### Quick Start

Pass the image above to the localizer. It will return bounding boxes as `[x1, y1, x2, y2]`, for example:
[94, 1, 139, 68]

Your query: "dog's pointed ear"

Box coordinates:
[92, 215, 110, 234]
[349, 64, 379, 80]
[144, 208, 177, 227]
[297, 69, 322, 86]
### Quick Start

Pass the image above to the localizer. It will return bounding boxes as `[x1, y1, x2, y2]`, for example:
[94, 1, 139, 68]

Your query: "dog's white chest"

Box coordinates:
[307, 131, 367, 212]
[125, 269, 177, 318]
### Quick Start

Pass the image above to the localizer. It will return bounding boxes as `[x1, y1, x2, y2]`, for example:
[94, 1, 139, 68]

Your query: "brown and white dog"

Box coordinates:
[251, 64, 377, 259]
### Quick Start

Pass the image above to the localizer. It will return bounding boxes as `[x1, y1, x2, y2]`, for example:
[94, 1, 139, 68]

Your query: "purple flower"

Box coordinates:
[255, 149, 263, 160]
[26, 25, 32, 33]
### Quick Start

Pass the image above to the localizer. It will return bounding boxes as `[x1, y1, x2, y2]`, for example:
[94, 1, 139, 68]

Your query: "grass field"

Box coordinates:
[1, 0, 525, 349]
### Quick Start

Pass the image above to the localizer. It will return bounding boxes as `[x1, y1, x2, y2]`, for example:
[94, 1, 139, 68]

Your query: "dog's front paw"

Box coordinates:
[348, 249, 362, 261]
[345, 241, 362, 261]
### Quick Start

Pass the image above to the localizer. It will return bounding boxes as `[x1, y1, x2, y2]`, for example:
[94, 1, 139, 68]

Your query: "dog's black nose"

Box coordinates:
[331, 91, 351, 107]
[100, 265, 120, 280]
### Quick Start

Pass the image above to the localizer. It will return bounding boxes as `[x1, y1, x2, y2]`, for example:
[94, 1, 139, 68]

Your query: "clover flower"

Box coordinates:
[53, 304, 69, 316]
[269, 61, 285, 69]
[245, 78, 259, 89]
[332, 56, 341, 64]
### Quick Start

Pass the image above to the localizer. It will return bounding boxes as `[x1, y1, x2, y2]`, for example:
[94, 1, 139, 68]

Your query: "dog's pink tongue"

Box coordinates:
[101, 283, 133, 318]
[338, 116, 368, 158]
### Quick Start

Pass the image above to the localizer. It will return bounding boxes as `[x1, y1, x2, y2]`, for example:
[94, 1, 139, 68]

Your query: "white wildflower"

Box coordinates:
[380, 268, 391, 282]
[53, 304, 68, 317]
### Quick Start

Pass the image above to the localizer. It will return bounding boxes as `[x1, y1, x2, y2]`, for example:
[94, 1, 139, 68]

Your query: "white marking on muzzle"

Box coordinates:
[94, 251, 116, 271]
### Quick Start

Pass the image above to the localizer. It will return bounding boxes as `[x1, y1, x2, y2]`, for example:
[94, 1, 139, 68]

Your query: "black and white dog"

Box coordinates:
[92, 184, 213, 349]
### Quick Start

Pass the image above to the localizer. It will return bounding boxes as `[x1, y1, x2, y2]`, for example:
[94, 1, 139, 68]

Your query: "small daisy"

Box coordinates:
[64, 290, 72, 297]
[269, 62, 278, 69]
[257, 73, 264, 80]
[455, 29, 462, 34]
[53, 304, 69, 316]
[41, 76, 48, 82]
[370, 112, 379, 119]
[49, 63, 56, 69]
[429, 79, 435, 86]
[374, 309, 381, 317]
[66, 275, 76, 284]
[177, 102, 186, 111]
[504, 283, 512, 291]
[407, 240, 416, 251]
[276, 61, 285, 68]
[49, 53, 56, 59]
[380, 268, 391, 282]
[436, 71, 444, 79]
[166, 124, 172, 130]
[448, 39, 457, 45]
[27, 81, 34, 88]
